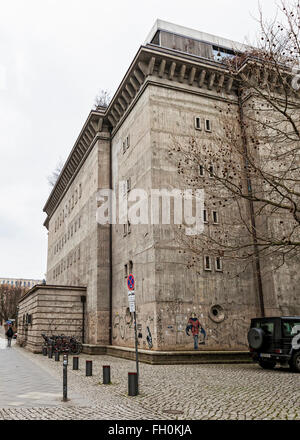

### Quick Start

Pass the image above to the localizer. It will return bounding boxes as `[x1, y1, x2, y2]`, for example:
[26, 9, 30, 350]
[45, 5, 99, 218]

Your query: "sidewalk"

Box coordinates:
[0, 336, 88, 408]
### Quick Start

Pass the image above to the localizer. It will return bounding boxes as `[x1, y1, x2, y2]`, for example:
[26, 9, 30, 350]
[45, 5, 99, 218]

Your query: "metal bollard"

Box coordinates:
[103, 365, 111, 384]
[128, 372, 138, 396]
[86, 360, 93, 376]
[73, 357, 79, 370]
[55, 352, 60, 362]
[63, 354, 68, 402]
[42, 346, 47, 356]
[48, 346, 53, 359]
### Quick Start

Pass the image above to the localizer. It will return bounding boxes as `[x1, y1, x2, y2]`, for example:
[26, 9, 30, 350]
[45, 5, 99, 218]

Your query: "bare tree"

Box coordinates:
[170, 0, 300, 274]
[94, 89, 111, 109]
[0, 285, 24, 323]
[47, 159, 64, 188]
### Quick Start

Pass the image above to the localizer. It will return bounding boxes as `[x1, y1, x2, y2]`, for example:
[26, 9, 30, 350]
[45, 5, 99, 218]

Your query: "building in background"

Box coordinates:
[0, 278, 42, 289]
[17, 20, 300, 356]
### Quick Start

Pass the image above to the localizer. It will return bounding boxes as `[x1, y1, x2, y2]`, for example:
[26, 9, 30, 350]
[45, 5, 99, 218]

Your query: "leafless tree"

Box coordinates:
[170, 0, 300, 274]
[0, 284, 24, 323]
[47, 159, 64, 187]
[94, 89, 111, 109]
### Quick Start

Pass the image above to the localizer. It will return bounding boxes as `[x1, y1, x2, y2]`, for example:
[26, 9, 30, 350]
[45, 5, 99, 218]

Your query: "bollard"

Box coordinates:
[73, 357, 79, 370]
[42, 346, 47, 356]
[86, 360, 93, 376]
[55, 352, 60, 362]
[128, 372, 138, 396]
[63, 354, 68, 402]
[48, 346, 53, 359]
[103, 365, 111, 384]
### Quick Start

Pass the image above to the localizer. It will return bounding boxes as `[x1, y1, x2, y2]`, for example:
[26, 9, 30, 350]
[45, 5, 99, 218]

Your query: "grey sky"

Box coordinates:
[0, 0, 280, 279]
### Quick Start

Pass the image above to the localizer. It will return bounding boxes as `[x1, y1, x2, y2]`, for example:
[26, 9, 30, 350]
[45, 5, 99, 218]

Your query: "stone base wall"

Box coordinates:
[17, 285, 86, 353]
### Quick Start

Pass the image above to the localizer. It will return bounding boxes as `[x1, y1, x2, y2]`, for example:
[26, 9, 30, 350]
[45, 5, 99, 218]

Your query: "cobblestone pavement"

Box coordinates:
[0, 338, 299, 420]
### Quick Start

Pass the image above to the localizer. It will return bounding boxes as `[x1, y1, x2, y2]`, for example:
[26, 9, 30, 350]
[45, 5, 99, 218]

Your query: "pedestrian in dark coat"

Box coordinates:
[6, 326, 14, 347]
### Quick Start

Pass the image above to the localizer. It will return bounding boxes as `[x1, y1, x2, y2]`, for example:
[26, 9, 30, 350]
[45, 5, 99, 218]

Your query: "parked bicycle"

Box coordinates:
[41, 333, 82, 355]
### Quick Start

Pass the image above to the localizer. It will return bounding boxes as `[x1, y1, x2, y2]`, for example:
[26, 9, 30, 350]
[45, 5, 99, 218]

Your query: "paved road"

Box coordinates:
[0, 336, 299, 420]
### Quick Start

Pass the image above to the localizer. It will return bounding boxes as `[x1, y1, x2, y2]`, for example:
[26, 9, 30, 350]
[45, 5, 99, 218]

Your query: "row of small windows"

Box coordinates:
[203, 209, 219, 224]
[53, 247, 81, 280]
[54, 217, 82, 255]
[204, 256, 223, 272]
[195, 117, 212, 132]
[123, 258, 222, 275]
[1, 280, 35, 287]
[54, 183, 82, 233]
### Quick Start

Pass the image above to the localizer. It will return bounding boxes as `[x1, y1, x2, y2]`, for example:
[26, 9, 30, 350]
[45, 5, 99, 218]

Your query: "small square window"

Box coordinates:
[204, 256, 212, 271]
[205, 119, 212, 132]
[195, 117, 202, 130]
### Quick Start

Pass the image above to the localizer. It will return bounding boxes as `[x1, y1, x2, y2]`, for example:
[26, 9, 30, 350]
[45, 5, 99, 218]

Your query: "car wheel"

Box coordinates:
[290, 352, 300, 373]
[259, 359, 276, 370]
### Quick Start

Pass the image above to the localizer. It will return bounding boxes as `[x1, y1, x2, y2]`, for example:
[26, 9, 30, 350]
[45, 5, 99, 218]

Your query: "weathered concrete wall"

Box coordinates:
[109, 82, 259, 351]
[148, 84, 259, 350]
[241, 93, 300, 318]
[45, 130, 111, 345]
[111, 87, 158, 348]
[17, 286, 86, 353]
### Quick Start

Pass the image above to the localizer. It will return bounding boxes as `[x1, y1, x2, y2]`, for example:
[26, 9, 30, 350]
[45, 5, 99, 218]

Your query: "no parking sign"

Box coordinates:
[127, 274, 135, 291]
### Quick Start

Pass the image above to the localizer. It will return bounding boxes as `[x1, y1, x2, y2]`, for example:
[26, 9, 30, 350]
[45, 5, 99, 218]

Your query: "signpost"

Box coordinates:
[63, 354, 68, 402]
[127, 274, 139, 394]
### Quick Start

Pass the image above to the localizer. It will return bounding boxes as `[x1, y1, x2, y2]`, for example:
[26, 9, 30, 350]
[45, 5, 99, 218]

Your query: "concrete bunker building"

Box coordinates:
[17, 20, 300, 358]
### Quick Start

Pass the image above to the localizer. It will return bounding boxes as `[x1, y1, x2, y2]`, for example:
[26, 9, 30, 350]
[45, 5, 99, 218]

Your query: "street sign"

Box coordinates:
[127, 274, 135, 291]
[126, 273, 139, 395]
[128, 290, 135, 312]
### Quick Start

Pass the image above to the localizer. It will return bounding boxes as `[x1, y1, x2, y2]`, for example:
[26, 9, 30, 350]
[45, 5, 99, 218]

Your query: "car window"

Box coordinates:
[282, 321, 300, 337]
[254, 321, 274, 336]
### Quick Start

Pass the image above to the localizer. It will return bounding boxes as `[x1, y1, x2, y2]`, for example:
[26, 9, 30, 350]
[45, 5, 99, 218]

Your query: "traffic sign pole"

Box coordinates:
[133, 309, 139, 394]
[127, 274, 139, 395]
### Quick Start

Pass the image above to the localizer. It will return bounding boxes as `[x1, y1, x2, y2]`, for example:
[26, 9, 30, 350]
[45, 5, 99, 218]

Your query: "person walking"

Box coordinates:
[6, 326, 14, 347]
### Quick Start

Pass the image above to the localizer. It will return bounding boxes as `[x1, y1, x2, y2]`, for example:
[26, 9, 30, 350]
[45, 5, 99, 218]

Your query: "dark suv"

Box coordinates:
[248, 317, 300, 372]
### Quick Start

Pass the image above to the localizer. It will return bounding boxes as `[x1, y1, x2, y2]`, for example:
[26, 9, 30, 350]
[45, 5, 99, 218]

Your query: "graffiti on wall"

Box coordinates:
[113, 309, 155, 348]
[146, 326, 153, 349]
[185, 313, 206, 350]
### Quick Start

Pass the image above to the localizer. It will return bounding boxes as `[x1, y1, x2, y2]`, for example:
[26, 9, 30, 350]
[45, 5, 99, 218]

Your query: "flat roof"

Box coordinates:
[145, 19, 248, 53]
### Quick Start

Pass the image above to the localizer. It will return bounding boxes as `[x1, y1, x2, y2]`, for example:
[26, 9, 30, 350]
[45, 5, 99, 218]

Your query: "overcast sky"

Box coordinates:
[0, 0, 281, 279]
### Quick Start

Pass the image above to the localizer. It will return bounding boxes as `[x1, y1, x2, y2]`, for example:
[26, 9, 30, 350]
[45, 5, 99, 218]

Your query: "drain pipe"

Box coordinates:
[81, 295, 86, 343]
[238, 89, 265, 318]
[109, 133, 113, 345]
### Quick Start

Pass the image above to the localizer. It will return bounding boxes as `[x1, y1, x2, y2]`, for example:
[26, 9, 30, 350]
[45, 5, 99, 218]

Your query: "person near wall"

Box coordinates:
[6, 325, 14, 348]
